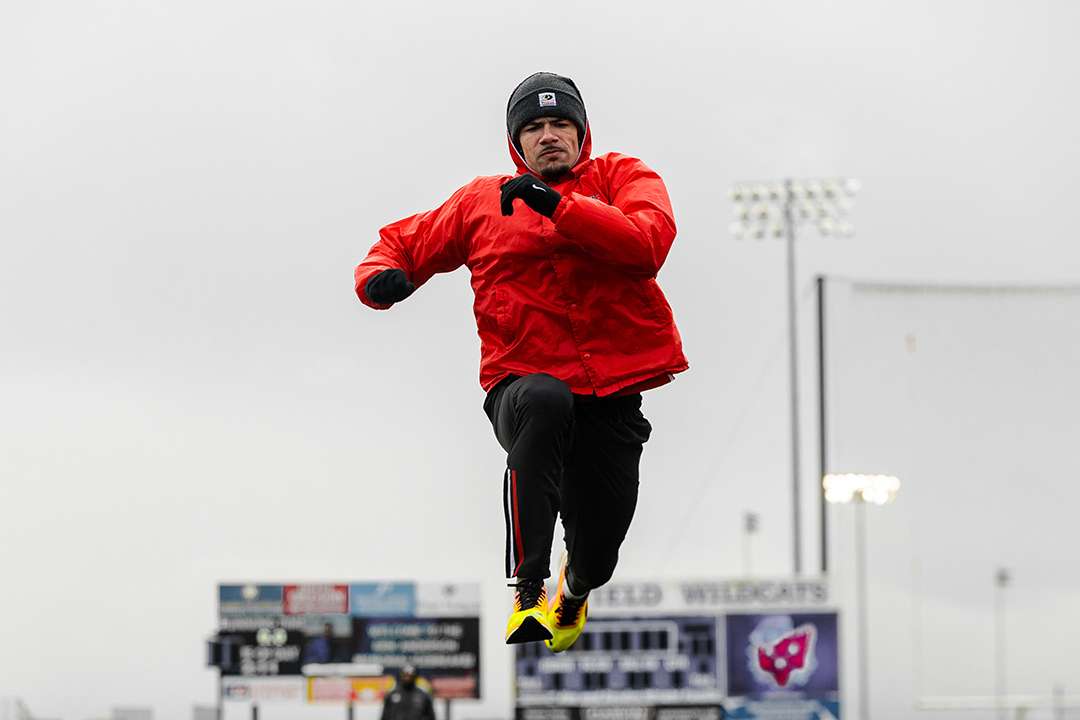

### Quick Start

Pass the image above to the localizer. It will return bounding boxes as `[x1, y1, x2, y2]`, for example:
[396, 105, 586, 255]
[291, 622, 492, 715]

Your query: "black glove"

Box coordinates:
[365, 268, 415, 304]
[500, 174, 562, 218]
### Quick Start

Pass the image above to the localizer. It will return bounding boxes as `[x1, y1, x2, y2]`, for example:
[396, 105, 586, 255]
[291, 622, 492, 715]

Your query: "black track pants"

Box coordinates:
[483, 373, 653, 590]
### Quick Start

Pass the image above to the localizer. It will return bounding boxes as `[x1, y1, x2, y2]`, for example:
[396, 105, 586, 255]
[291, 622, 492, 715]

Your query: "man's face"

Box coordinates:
[518, 116, 580, 181]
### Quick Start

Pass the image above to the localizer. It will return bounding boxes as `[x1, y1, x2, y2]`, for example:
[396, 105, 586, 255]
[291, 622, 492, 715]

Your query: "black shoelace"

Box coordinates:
[510, 579, 545, 610]
[556, 593, 587, 625]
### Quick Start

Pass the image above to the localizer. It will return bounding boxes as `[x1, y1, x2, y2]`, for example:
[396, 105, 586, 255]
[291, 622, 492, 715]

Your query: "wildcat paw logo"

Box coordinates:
[746, 616, 818, 689]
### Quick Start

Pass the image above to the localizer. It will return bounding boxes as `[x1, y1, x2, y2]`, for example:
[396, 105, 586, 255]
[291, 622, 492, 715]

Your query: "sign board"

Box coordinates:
[222, 677, 306, 702]
[215, 581, 481, 702]
[515, 578, 838, 719]
[516, 616, 721, 706]
[307, 676, 398, 704]
[516, 707, 723, 720]
[721, 613, 839, 720]
[587, 579, 830, 616]
[351, 616, 481, 700]
[724, 613, 839, 697]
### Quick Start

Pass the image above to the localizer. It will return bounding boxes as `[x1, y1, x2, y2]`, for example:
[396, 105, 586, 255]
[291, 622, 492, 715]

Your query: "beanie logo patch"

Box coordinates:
[538, 92, 556, 107]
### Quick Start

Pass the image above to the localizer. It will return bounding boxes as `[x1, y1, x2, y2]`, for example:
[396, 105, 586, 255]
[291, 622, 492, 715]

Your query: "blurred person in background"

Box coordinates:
[302, 622, 335, 664]
[354, 72, 687, 653]
[380, 663, 435, 720]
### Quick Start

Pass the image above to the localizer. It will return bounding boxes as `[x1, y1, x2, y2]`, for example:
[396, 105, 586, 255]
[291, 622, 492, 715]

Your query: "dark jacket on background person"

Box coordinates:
[379, 683, 435, 720]
[354, 119, 688, 398]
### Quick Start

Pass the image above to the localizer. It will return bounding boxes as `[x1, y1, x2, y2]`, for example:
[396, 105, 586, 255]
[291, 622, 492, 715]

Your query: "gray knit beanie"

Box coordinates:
[506, 72, 587, 154]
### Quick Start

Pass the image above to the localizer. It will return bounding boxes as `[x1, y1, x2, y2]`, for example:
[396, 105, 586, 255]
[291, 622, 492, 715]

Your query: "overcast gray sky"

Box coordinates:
[2, 2, 1079, 719]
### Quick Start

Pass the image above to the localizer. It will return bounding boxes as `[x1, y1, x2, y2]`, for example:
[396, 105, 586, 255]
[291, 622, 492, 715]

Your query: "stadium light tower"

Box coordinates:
[728, 178, 860, 576]
[825, 473, 901, 720]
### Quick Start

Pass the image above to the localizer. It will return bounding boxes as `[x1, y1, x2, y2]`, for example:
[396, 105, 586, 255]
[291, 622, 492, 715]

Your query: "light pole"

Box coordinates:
[824, 472, 901, 720]
[729, 179, 860, 575]
[742, 511, 760, 576]
[995, 567, 1011, 720]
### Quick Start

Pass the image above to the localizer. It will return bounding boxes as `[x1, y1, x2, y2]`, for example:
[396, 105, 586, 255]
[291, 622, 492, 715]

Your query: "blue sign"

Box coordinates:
[723, 697, 840, 720]
[349, 583, 416, 617]
[219, 584, 284, 615]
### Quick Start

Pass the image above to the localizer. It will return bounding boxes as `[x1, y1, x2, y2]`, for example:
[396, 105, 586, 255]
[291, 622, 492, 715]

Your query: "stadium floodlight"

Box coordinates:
[728, 177, 861, 577]
[822, 470, 898, 720]
[729, 177, 860, 242]
[822, 473, 901, 505]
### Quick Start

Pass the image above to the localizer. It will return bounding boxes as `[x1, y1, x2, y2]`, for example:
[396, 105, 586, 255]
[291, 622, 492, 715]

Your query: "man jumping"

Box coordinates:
[354, 72, 687, 652]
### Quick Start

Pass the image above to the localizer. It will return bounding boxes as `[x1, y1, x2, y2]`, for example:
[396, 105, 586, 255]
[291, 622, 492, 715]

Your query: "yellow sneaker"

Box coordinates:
[505, 579, 553, 644]
[545, 557, 588, 652]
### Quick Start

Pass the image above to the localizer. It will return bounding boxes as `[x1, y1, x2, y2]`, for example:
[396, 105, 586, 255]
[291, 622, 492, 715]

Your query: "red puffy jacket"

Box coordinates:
[354, 123, 688, 397]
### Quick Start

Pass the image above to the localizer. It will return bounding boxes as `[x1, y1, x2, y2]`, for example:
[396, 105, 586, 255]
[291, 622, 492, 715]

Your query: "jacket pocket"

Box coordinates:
[635, 278, 674, 329]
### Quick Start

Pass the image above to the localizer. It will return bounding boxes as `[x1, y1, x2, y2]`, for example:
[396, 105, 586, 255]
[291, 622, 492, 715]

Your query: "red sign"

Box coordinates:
[431, 675, 478, 699]
[308, 677, 352, 703]
[283, 585, 349, 615]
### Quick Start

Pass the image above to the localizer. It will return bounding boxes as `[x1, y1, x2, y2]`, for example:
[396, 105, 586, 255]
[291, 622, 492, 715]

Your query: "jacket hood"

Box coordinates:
[507, 120, 593, 181]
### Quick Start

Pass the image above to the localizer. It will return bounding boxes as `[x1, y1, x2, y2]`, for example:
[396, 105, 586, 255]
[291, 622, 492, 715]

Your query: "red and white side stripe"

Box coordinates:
[503, 468, 525, 577]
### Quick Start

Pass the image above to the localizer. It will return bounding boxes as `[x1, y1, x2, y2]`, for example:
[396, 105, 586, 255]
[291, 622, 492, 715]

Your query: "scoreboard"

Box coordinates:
[211, 581, 482, 702]
[516, 616, 720, 704]
[514, 578, 840, 720]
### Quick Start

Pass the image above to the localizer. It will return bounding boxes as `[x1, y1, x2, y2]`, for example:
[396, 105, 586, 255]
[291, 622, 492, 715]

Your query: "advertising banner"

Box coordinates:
[285, 584, 349, 615]
[350, 583, 416, 617]
[511, 579, 838, 719]
[722, 613, 839, 720]
[306, 675, 398, 704]
[720, 698, 837, 720]
[352, 616, 481, 699]
[217, 584, 353, 677]
[588, 580, 830, 617]
[516, 706, 723, 720]
[416, 582, 482, 617]
[724, 613, 838, 696]
[214, 581, 481, 700]
[219, 585, 284, 616]
[222, 677, 305, 702]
